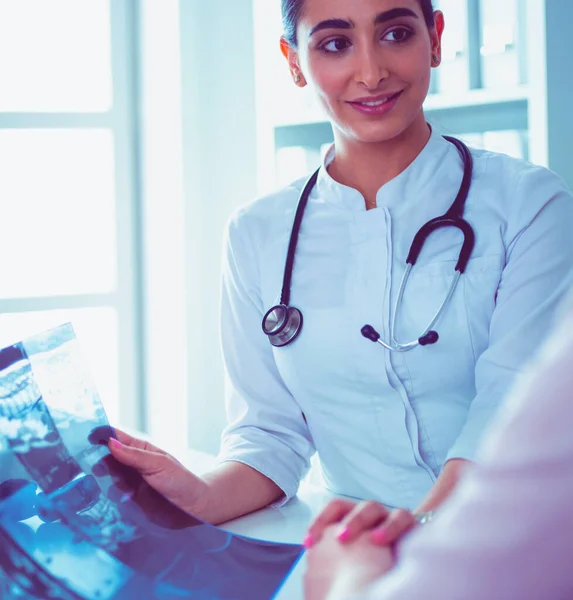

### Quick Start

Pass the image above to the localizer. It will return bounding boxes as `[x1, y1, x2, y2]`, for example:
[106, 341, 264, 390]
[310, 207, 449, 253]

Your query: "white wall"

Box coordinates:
[179, 0, 259, 454]
[139, 0, 189, 457]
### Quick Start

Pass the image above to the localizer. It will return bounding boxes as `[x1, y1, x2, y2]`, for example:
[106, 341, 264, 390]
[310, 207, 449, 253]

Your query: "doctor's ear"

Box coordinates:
[280, 36, 307, 87]
[430, 10, 445, 67]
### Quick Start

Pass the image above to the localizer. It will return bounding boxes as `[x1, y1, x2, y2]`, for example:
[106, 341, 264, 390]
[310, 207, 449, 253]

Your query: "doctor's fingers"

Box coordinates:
[108, 437, 178, 476]
[370, 508, 417, 546]
[113, 428, 170, 456]
[305, 498, 359, 546]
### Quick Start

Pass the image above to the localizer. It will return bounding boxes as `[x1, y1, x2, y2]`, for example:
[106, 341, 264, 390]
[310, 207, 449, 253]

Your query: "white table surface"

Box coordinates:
[186, 448, 336, 600]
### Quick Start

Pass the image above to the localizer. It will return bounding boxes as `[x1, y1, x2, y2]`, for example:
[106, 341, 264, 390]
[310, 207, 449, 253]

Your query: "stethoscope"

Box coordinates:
[262, 135, 475, 351]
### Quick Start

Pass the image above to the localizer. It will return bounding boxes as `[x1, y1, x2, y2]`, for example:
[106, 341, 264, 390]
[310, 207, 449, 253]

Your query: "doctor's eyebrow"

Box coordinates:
[308, 7, 419, 37]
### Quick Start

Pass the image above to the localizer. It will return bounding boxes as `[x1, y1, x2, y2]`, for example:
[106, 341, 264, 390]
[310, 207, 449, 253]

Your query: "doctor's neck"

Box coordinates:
[327, 112, 432, 211]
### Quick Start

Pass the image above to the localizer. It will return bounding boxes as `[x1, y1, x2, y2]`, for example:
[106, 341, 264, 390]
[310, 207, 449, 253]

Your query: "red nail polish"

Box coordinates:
[372, 530, 386, 544]
[338, 527, 350, 542]
[302, 534, 314, 548]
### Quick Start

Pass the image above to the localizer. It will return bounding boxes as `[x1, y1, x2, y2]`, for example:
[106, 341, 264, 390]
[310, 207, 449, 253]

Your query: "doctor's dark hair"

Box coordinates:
[281, 0, 435, 47]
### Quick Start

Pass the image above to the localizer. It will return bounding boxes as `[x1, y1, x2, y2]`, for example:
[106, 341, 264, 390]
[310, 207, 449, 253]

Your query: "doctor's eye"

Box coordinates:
[382, 27, 414, 44]
[319, 37, 352, 54]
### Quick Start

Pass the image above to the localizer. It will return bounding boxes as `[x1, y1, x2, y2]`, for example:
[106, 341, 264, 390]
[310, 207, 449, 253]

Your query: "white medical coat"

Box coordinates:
[218, 128, 573, 510]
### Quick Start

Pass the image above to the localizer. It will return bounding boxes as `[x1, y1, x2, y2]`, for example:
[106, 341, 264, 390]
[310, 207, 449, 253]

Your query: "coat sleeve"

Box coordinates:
[216, 209, 315, 505]
[446, 164, 573, 462]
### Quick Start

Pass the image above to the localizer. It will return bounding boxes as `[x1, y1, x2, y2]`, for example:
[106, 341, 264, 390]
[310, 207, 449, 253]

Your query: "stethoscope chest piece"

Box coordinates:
[262, 304, 303, 347]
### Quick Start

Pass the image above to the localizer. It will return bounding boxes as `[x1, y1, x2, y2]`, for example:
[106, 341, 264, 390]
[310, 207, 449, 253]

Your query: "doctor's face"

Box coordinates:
[283, 0, 444, 145]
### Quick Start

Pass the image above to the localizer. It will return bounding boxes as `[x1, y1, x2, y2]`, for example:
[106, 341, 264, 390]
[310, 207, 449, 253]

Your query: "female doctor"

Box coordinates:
[109, 0, 573, 535]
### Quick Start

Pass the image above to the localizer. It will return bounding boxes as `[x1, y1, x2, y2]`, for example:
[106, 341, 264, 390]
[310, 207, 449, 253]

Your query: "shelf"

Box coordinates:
[273, 85, 529, 150]
[425, 85, 529, 134]
[424, 85, 529, 111]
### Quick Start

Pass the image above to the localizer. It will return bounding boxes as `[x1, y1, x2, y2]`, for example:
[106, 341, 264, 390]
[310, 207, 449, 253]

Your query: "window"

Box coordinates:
[0, 0, 141, 428]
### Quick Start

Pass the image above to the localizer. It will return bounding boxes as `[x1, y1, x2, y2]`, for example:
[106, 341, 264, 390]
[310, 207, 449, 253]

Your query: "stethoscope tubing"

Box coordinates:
[262, 135, 475, 351]
[384, 268, 462, 352]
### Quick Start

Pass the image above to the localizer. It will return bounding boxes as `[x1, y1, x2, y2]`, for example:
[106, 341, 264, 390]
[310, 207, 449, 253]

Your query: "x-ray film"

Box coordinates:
[0, 324, 303, 599]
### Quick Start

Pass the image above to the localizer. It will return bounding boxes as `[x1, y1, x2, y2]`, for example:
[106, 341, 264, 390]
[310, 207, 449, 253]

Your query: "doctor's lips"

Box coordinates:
[347, 91, 403, 116]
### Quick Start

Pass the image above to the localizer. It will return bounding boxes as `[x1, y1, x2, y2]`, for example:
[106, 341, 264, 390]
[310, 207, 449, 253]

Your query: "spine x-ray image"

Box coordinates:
[0, 324, 303, 599]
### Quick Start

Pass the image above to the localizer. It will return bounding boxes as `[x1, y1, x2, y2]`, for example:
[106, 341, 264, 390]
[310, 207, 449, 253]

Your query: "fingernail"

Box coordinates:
[109, 438, 123, 449]
[337, 527, 350, 542]
[371, 529, 386, 544]
[302, 535, 314, 549]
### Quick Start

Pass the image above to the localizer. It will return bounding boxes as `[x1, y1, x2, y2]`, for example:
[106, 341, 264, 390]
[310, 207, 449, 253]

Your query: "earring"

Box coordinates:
[294, 72, 301, 84]
[432, 54, 440, 65]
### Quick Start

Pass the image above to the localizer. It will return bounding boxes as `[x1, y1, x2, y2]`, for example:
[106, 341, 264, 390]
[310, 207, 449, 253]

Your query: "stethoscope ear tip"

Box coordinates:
[419, 331, 439, 346]
[361, 325, 381, 343]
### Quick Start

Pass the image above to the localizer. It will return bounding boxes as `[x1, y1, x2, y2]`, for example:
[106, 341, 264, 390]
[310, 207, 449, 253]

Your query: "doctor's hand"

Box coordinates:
[304, 498, 417, 549]
[107, 429, 210, 520]
[304, 525, 394, 600]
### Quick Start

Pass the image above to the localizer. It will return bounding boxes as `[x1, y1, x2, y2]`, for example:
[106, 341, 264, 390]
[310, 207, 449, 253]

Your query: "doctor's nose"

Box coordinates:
[354, 49, 389, 89]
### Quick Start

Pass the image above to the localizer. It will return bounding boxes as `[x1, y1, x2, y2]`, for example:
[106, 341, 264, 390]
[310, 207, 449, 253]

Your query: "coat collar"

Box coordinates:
[314, 127, 453, 213]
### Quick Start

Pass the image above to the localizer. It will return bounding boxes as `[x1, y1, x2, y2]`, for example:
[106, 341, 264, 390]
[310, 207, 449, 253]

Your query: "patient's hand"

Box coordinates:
[305, 498, 417, 548]
[304, 526, 394, 600]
